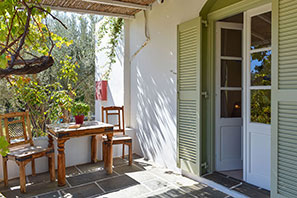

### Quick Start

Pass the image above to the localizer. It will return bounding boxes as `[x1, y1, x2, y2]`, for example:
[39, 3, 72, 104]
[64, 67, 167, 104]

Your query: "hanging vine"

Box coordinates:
[96, 17, 123, 80]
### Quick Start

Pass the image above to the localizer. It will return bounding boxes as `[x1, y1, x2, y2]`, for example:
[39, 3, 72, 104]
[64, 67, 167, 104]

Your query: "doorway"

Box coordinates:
[214, 4, 272, 190]
[215, 19, 243, 180]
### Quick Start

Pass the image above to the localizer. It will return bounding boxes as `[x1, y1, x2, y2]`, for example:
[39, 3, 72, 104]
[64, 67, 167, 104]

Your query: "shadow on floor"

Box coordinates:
[0, 155, 231, 198]
[204, 172, 270, 198]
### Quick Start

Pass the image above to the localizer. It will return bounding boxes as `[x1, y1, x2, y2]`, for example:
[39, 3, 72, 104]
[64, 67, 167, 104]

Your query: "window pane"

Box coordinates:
[221, 60, 242, 87]
[251, 12, 271, 49]
[251, 50, 271, 86]
[221, 29, 242, 57]
[250, 90, 271, 124]
[221, 91, 241, 118]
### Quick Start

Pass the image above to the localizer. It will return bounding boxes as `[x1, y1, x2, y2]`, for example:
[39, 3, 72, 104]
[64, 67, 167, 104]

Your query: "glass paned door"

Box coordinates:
[216, 22, 243, 171]
[245, 4, 271, 190]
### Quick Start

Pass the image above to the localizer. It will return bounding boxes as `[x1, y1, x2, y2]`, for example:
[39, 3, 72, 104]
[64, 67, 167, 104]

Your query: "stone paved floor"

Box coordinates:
[0, 155, 231, 198]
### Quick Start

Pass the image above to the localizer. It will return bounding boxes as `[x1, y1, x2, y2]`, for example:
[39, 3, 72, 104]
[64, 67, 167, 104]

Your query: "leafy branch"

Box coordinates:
[0, 0, 68, 78]
[97, 17, 123, 80]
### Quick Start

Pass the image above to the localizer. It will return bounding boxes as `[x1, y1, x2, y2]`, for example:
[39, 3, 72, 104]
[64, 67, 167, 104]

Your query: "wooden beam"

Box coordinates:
[45, 5, 135, 19]
[82, 0, 151, 10]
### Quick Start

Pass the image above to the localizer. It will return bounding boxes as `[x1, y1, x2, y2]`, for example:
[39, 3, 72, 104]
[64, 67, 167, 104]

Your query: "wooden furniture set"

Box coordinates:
[0, 106, 132, 193]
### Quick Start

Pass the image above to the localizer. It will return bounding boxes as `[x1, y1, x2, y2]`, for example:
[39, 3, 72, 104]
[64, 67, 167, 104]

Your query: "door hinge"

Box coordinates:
[202, 20, 208, 27]
[201, 91, 208, 99]
[201, 162, 208, 169]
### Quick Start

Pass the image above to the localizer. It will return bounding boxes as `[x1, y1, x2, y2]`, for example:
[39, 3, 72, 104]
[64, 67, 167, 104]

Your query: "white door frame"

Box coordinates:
[243, 3, 272, 190]
[215, 22, 243, 171]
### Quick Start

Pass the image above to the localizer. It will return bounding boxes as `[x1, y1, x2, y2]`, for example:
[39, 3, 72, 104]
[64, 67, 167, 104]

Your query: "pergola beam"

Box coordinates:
[46, 5, 135, 19]
[82, 0, 151, 10]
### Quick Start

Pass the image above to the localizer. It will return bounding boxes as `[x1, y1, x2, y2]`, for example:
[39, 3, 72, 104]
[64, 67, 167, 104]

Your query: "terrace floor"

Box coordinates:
[0, 155, 231, 198]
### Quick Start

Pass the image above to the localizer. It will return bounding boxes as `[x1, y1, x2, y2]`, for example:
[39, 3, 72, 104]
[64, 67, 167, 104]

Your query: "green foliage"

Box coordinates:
[40, 12, 100, 115]
[71, 102, 90, 116]
[97, 17, 123, 80]
[0, 136, 9, 156]
[0, 0, 67, 69]
[251, 90, 271, 124]
[9, 66, 75, 136]
[250, 51, 271, 124]
[58, 55, 79, 83]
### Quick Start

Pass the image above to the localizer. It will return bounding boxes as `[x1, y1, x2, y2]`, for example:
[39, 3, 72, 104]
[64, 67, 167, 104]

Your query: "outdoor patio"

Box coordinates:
[0, 154, 230, 198]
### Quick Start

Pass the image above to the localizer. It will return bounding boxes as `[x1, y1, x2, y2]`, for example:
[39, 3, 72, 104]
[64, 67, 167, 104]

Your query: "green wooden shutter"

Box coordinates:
[272, 0, 297, 197]
[177, 17, 201, 175]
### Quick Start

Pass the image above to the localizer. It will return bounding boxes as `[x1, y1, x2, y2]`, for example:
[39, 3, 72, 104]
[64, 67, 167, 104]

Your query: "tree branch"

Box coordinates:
[0, 56, 54, 78]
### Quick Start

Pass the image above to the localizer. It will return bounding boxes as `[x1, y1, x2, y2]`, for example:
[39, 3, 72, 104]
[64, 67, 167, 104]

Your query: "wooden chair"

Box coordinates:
[0, 111, 55, 193]
[101, 106, 132, 165]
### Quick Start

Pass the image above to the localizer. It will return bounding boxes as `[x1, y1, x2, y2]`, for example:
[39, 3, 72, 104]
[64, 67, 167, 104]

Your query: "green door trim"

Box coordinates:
[200, 0, 273, 173]
[271, 0, 279, 197]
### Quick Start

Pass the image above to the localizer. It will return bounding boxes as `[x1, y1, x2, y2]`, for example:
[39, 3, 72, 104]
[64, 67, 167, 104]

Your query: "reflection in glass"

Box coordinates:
[221, 91, 241, 118]
[251, 12, 271, 49]
[251, 50, 271, 86]
[221, 60, 242, 87]
[251, 90, 271, 124]
[221, 29, 242, 57]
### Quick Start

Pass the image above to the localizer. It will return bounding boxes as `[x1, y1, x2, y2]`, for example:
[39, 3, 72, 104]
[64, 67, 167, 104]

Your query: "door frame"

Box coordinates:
[202, 0, 272, 177]
[215, 21, 244, 172]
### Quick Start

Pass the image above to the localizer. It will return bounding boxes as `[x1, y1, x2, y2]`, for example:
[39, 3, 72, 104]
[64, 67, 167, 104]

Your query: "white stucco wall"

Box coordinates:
[128, 0, 206, 171]
[94, 21, 142, 158]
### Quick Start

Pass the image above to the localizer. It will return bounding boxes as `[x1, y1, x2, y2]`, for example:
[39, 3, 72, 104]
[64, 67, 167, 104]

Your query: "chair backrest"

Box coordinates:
[0, 111, 33, 148]
[102, 106, 125, 134]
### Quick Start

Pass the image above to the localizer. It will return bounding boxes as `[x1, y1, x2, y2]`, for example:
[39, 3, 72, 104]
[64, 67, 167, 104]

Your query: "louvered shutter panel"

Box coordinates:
[177, 17, 201, 175]
[272, 0, 297, 197]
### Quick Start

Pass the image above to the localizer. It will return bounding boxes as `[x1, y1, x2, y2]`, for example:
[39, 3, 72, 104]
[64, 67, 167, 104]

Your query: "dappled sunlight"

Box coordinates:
[134, 66, 177, 170]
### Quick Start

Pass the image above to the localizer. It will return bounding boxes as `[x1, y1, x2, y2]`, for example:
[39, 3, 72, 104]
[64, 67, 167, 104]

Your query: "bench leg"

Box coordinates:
[2, 157, 8, 186]
[49, 153, 55, 182]
[122, 144, 125, 159]
[103, 141, 107, 169]
[31, 159, 36, 176]
[19, 162, 26, 193]
[128, 143, 132, 166]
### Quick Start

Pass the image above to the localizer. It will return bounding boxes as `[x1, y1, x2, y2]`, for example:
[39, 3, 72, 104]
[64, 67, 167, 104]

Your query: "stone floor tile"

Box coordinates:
[188, 185, 230, 198]
[233, 183, 270, 198]
[61, 183, 104, 198]
[27, 166, 81, 185]
[1, 181, 67, 198]
[113, 164, 144, 175]
[0, 177, 21, 192]
[113, 157, 129, 167]
[66, 170, 117, 186]
[76, 161, 105, 174]
[125, 171, 157, 182]
[97, 174, 139, 193]
[203, 172, 239, 188]
[143, 179, 171, 191]
[38, 191, 61, 198]
[97, 184, 150, 198]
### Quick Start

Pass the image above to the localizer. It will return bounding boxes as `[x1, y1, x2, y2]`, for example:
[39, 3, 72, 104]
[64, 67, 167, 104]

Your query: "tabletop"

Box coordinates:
[46, 121, 114, 139]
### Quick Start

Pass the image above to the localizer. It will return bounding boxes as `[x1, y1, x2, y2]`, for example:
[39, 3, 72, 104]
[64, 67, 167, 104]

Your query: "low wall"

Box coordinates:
[0, 128, 142, 180]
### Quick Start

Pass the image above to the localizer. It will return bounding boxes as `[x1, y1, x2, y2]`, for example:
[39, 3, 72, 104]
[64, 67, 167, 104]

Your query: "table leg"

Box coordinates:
[91, 135, 97, 163]
[48, 134, 54, 148]
[106, 134, 113, 174]
[57, 139, 68, 186]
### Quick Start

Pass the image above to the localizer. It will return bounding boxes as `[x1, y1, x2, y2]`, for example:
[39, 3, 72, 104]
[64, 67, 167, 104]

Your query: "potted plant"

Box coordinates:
[71, 102, 90, 125]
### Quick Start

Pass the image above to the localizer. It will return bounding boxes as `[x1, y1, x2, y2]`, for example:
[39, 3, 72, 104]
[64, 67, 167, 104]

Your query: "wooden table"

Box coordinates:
[46, 121, 114, 186]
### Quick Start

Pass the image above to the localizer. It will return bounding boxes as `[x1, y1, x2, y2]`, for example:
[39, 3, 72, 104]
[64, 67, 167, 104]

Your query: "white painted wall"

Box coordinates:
[94, 20, 142, 158]
[94, 20, 124, 122]
[128, 0, 206, 171]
